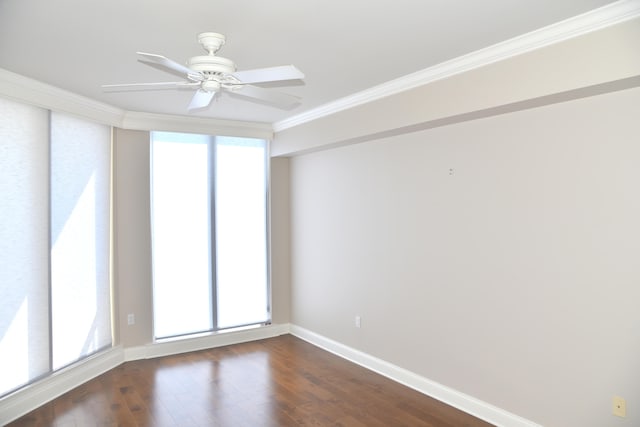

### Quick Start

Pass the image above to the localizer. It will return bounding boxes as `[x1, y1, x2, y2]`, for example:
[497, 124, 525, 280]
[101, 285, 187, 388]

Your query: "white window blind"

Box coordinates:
[151, 134, 213, 337]
[151, 132, 269, 339]
[0, 98, 112, 397]
[50, 112, 112, 370]
[0, 98, 51, 394]
[214, 138, 269, 329]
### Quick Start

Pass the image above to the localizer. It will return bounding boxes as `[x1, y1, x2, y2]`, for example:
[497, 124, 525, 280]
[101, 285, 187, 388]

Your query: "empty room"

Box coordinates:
[1, 1, 639, 426]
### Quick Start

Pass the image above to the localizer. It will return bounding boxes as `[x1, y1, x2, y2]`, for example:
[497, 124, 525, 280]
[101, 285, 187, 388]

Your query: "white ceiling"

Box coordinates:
[0, 0, 619, 125]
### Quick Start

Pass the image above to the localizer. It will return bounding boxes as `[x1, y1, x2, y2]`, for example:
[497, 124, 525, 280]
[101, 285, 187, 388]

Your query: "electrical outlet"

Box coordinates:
[613, 396, 626, 418]
[127, 313, 135, 326]
[355, 316, 361, 328]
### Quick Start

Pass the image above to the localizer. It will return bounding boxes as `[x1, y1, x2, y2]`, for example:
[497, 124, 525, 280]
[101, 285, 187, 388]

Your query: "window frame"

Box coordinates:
[149, 131, 272, 341]
[0, 98, 114, 398]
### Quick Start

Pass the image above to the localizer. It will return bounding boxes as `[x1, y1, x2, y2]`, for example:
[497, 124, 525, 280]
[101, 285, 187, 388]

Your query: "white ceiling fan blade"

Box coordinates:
[231, 85, 300, 108]
[188, 89, 216, 110]
[137, 52, 199, 77]
[102, 82, 199, 91]
[232, 65, 304, 84]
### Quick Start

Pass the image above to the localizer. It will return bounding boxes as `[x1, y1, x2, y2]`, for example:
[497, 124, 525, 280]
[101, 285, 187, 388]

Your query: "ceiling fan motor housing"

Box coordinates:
[188, 55, 236, 76]
[188, 33, 236, 77]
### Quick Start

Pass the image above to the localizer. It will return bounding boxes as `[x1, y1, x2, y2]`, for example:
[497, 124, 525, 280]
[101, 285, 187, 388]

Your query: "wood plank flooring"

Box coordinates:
[8, 335, 494, 426]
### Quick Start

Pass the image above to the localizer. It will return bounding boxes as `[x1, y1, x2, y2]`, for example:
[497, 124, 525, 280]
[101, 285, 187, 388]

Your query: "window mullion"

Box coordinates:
[209, 137, 218, 332]
[47, 111, 54, 374]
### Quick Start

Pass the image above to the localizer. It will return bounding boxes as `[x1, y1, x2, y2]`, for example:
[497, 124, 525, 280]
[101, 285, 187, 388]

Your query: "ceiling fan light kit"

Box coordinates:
[103, 32, 304, 111]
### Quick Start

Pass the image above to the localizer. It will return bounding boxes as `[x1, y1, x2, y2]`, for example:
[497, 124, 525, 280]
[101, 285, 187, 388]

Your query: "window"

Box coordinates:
[151, 132, 269, 339]
[50, 112, 112, 370]
[0, 98, 112, 397]
[0, 98, 50, 396]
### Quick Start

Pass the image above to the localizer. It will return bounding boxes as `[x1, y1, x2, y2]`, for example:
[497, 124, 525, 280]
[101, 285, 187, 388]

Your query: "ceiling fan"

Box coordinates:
[102, 32, 304, 111]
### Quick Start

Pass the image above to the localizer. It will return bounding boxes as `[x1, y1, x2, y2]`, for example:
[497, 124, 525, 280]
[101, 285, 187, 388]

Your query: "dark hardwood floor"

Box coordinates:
[8, 335, 494, 426]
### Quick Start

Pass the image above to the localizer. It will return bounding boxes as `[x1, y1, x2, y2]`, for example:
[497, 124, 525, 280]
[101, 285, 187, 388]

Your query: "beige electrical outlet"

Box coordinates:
[613, 396, 626, 418]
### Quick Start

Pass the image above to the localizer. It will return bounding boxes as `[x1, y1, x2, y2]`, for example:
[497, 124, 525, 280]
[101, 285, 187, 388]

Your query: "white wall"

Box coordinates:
[274, 17, 640, 156]
[270, 157, 292, 324]
[288, 86, 640, 427]
[113, 129, 154, 347]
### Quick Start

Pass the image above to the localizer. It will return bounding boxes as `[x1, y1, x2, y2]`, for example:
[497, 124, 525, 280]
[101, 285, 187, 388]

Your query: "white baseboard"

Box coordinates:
[0, 323, 290, 425]
[1, 324, 538, 426]
[0, 346, 124, 426]
[289, 324, 541, 427]
[124, 323, 291, 361]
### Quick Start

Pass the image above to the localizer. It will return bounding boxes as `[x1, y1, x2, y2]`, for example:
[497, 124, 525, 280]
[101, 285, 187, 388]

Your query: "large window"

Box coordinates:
[50, 112, 112, 370]
[151, 132, 269, 339]
[0, 98, 112, 397]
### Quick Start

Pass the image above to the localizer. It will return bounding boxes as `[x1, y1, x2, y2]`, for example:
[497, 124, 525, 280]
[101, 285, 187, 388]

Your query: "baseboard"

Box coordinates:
[0, 323, 290, 425]
[124, 323, 291, 361]
[289, 324, 541, 427]
[0, 346, 125, 426]
[0, 324, 534, 426]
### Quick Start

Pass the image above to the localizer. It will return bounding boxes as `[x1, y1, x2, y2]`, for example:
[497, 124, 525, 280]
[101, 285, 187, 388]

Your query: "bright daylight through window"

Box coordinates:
[0, 97, 112, 397]
[151, 132, 270, 339]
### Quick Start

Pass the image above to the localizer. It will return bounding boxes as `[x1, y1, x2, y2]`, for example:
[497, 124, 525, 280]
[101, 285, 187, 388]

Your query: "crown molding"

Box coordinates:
[0, 68, 273, 138]
[3, 0, 638, 135]
[121, 111, 273, 140]
[0, 68, 125, 125]
[273, 0, 640, 132]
